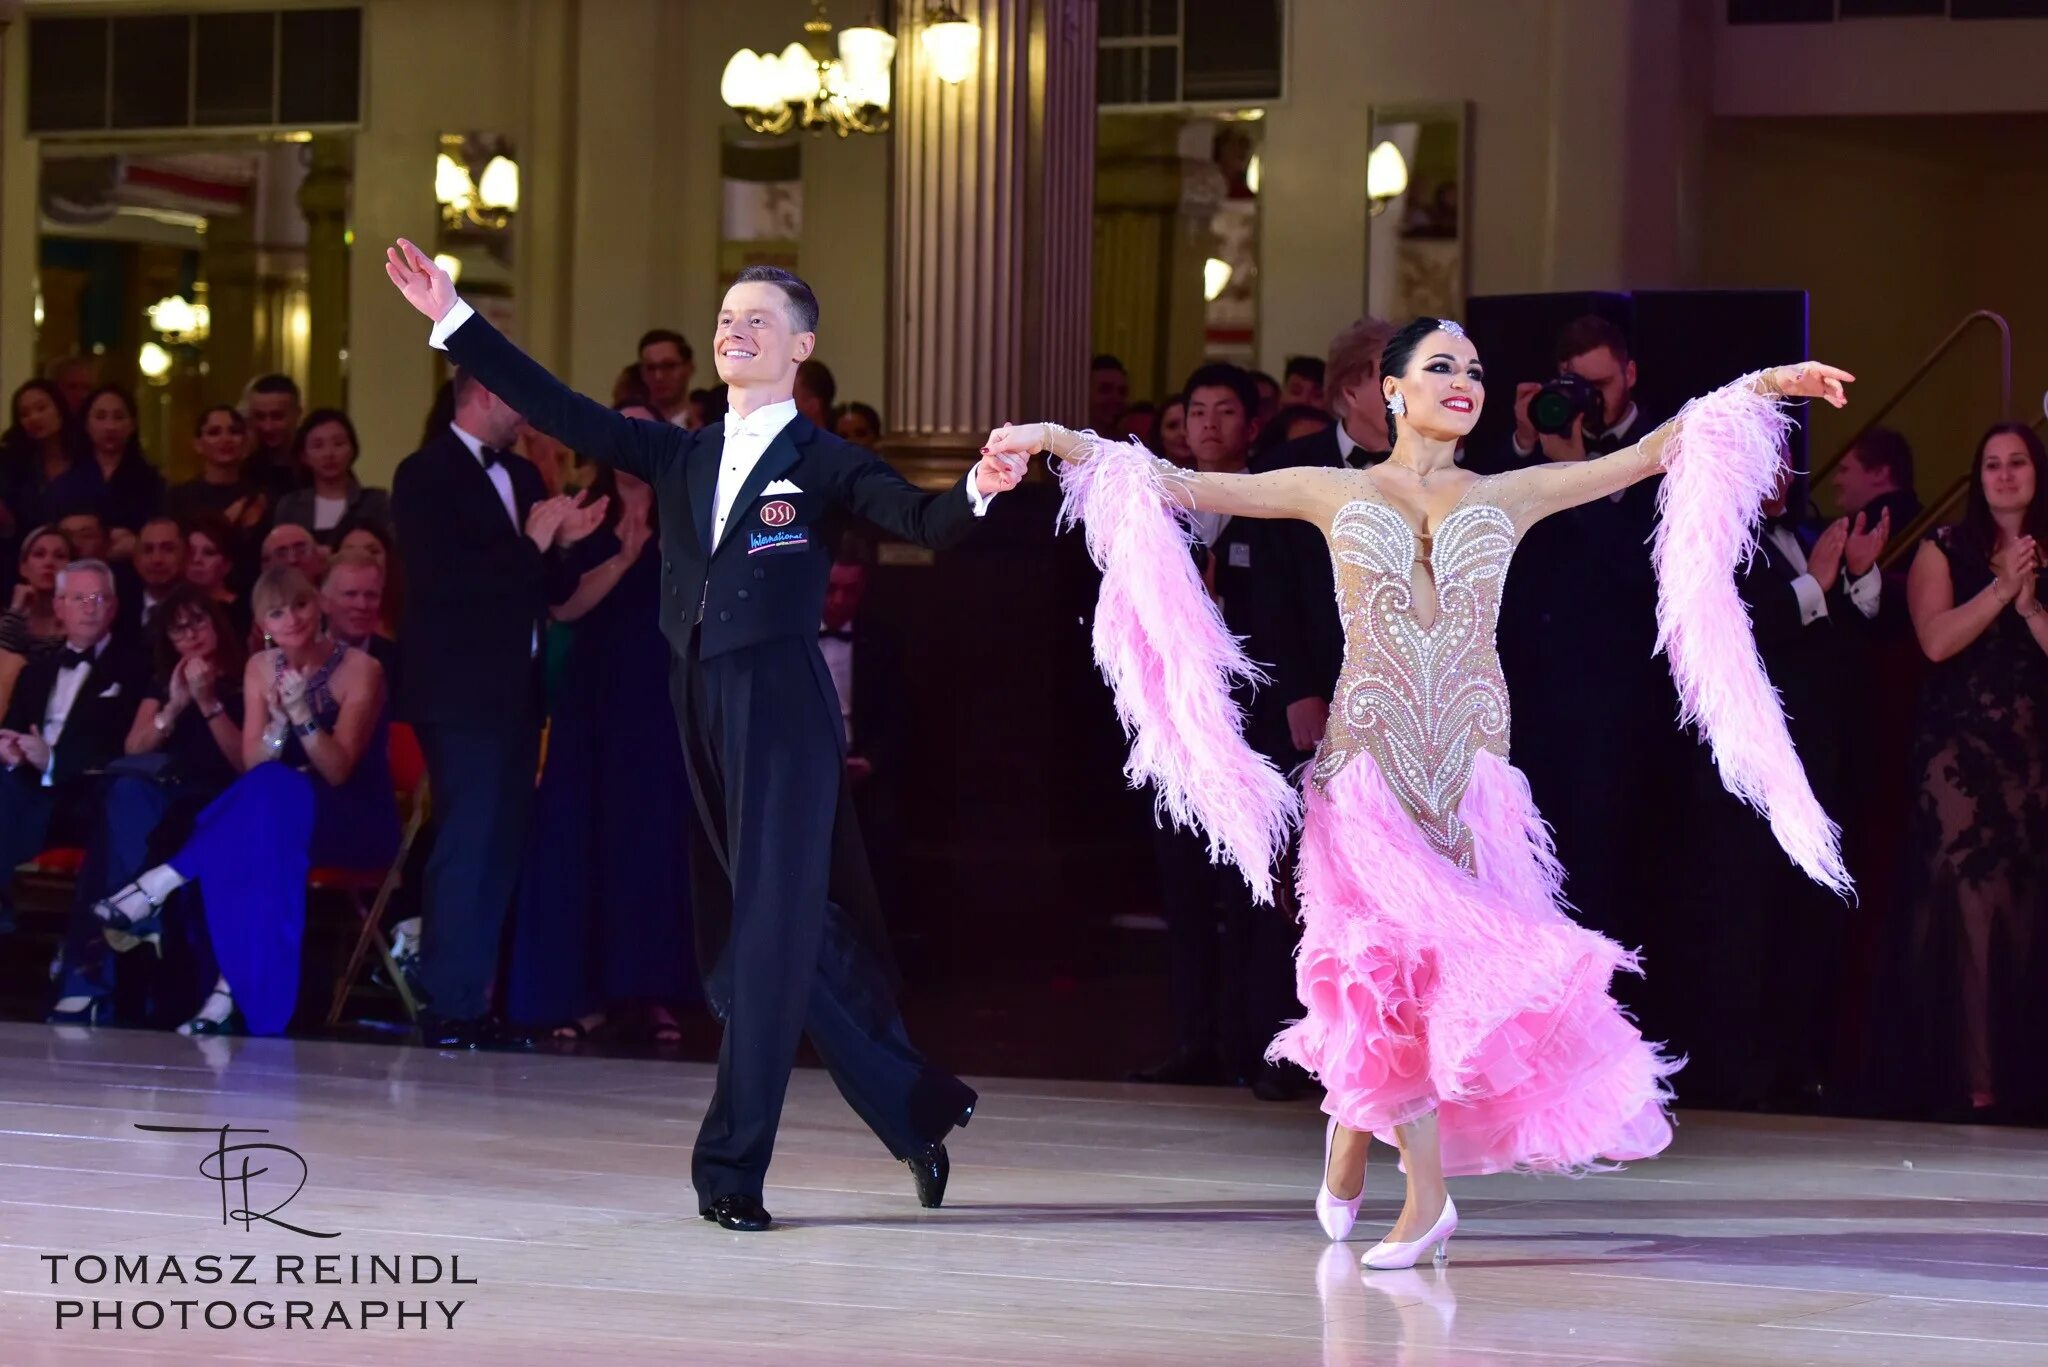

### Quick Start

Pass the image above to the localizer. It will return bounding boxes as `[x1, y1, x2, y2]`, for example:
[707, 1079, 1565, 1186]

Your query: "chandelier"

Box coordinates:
[148, 293, 210, 345]
[437, 134, 520, 231]
[721, 3, 896, 137]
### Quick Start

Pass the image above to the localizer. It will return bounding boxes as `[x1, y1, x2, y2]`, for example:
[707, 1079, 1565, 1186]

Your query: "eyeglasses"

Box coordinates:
[166, 618, 207, 639]
[61, 592, 110, 607]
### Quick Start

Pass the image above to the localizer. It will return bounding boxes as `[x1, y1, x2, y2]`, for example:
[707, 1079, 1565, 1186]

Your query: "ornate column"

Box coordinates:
[297, 136, 351, 408]
[887, 0, 1097, 471]
[203, 205, 257, 408]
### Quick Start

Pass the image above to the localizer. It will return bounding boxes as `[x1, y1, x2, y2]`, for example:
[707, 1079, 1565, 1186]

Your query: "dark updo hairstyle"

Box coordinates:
[1375, 316, 1470, 448]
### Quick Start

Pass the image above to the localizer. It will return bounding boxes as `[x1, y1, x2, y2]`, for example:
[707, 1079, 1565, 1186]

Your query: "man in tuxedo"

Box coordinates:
[818, 552, 911, 927]
[1674, 451, 1883, 1111]
[0, 560, 148, 932]
[392, 368, 611, 1051]
[1130, 364, 1326, 1099]
[115, 516, 186, 639]
[1252, 316, 1394, 475]
[386, 240, 1023, 1232]
[322, 551, 400, 696]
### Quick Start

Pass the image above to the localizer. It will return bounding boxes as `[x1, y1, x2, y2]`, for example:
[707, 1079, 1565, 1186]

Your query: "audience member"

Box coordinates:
[275, 409, 392, 548]
[1831, 426, 1921, 530]
[1251, 403, 1332, 464]
[638, 329, 695, 427]
[1156, 394, 1191, 468]
[242, 374, 305, 496]
[321, 550, 399, 698]
[43, 356, 97, 417]
[1128, 363, 1308, 1099]
[1254, 316, 1395, 473]
[795, 359, 837, 432]
[393, 366, 611, 1050]
[117, 516, 187, 638]
[85, 566, 398, 1036]
[510, 438, 693, 1045]
[57, 511, 107, 563]
[1877, 423, 2048, 1123]
[688, 386, 730, 429]
[1115, 402, 1158, 446]
[834, 401, 882, 449]
[260, 523, 324, 582]
[183, 514, 251, 641]
[0, 526, 72, 719]
[47, 586, 247, 1025]
[1248, 369, 1281, 424]
[611, 364, 651, 410]
[166, 407, 269, 554]
[336, 524, 401, 639]
[1281, 355, 1326, 409]
[1089, 355, 1130, 435]
[1, 380, 84, 555]
[48, 386, 164, 557]
[0, 559, 148, 936]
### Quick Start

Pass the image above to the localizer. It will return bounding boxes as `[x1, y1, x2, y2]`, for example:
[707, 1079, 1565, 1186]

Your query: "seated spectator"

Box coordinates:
[0, 525, 72, 718]
[86, 566, 398, 1036]
[321, 550, 399, 699]
[834, 401, 883, 450]
[336, 524, 401, 639]
[274, 410, 392, 549]
[795, 359, 836, 431]
[260, 523, 324, 583]
[48, 386, 164, 557]
[47, 586, 247, 1024]
[1252, 403, 1333, 466]
[183, 513, 252, 641]
[58, 511, 108, 562]
[117, 516, 187, 638]
[1, 379, 85, 556]
[242, 374, 305, 497]
[0, 559, 148, 935]
[1156, 394, 1191, 468]
[1282, 355, 1326, 409]
[165, 407, 269, 546]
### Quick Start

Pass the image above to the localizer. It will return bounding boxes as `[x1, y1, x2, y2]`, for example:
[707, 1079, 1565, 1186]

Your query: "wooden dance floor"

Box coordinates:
[3, 1022, 2047, 1365]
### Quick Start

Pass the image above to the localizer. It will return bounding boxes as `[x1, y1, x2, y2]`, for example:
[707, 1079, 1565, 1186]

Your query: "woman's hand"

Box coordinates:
[983, 422, 1051, 460]
[1994, 536, 2040, 606]
[9, 582, 35, 613]
[1766, 362, 1855, 408]
[278, 667, 312, 725]
[184, 654, 218, 707]
[164, 662, 193, 713]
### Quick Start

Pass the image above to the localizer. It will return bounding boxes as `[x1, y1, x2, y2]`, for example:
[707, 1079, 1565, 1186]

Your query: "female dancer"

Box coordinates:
[985, 318, 1853, 1270]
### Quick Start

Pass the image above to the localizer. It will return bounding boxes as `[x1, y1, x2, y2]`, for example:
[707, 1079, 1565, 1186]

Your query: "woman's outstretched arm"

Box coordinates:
[1488, 363, 1855, 534]
[982, 422, 1338, 524]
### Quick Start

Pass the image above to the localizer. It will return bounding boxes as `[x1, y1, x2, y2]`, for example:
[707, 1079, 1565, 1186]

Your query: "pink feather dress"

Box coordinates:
[1056, 373, 1848, 1176]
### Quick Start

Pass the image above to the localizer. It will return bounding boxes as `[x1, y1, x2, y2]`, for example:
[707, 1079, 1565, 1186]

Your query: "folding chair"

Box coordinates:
[322, 721, 430, 1026]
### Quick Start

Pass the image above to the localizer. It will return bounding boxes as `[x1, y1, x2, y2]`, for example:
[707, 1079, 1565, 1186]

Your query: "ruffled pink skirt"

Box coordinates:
[1267, 749, 1678, 1176]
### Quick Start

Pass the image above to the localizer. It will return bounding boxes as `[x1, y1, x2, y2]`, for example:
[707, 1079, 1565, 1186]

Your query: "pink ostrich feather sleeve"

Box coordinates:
[1651, 375, 1853, 896]
[1055, 434, 1300, 903]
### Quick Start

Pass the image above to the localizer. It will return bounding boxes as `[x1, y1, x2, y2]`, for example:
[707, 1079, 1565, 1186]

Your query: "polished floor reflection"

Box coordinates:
[3, 1021, 2046, 1365]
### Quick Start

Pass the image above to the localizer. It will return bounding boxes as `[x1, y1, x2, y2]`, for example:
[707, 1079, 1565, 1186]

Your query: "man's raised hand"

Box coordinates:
[384, 238, 459, 322]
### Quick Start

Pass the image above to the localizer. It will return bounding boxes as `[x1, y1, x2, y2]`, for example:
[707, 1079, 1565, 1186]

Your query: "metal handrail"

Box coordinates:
[1872, 410, 2046, 571]
[1811, 309, 2012, 487]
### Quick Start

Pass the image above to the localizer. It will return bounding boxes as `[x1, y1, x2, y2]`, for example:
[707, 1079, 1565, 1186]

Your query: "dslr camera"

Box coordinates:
[1527, 373, 1605, 439]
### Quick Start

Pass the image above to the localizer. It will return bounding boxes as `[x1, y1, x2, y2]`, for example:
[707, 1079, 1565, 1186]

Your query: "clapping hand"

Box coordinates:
[384, 238, 460, 322]
[277, 667, 312, 726]
[558, 494, 611, 548]
[1843, 508, 1890, 578]
[524, 496, 574, 551]
[1994, 536, 2040, 606]
[1808, 518, 1850, 594]
[13, 726, 49, 771]
[1769, 362, 1856, 408]
[182, 654, 218, 707]
[165, 660, 194, 712]
[0, 730, 24, 768]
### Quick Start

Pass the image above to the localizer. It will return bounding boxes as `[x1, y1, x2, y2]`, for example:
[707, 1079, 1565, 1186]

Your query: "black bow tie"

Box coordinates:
[481, 446, 509, 469]
[58, 646, 94, 670]
[819, 626, 854, 642]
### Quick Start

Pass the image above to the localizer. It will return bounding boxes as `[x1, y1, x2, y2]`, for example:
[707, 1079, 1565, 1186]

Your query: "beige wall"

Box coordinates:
[1715, 14, 2048, 118]
[1255, 0, 1714, 377]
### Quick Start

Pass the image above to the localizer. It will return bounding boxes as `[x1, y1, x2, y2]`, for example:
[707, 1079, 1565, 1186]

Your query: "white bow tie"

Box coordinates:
[729, 414, 781, 440]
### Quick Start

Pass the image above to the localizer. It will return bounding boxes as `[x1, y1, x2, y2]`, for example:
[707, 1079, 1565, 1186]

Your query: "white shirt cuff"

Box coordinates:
[964, 472, 995, 518]
[1512, 433, 1536, 460]
[1791, 573, 1829, 625]
[1846, 565, 1881, 619]
[428, 299, 476, 351]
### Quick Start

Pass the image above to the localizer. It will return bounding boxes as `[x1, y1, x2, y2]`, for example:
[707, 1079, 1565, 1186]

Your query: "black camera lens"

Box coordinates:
[1529, 374, 1603, 438]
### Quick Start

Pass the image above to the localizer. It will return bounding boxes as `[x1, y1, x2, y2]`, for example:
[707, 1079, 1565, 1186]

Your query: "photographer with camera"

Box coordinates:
[1493, 316, 1676, 1017]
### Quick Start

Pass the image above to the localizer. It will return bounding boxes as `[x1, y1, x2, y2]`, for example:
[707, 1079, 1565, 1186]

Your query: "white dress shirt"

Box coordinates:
[820, 626, 856, 745]
[1765, 521, 1881, 626]
[429, 297, 999, 545]
[37, 634, 111, 785]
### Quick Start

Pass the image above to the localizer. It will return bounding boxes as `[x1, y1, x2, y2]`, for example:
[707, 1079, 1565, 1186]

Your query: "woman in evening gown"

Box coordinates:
[985, 318, 1855, 1270]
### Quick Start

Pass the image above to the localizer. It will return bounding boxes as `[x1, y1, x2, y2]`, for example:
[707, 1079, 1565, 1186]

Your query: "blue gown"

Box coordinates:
[509, 543, 695, 1025]
[170, 644, 399, 1035]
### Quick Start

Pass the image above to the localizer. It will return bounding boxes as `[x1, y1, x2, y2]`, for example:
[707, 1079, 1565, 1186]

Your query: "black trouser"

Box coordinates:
[414, 718, 541, 1020]
[1151, 820, 1300, 1076]
[677, 632, 974, 1204]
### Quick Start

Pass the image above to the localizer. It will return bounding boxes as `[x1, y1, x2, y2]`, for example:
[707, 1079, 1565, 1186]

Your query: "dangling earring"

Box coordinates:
[1387, 392, 1407, 416]
[262, 632, 275, 649]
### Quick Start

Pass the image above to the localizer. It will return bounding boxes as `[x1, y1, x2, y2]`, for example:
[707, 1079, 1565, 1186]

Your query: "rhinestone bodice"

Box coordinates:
[1312, 477, 1517, 867]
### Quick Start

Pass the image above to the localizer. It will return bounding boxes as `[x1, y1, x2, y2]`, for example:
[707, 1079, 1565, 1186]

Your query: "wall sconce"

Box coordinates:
[1367, 140, 1409, 216]
[722, 2, 895, 137]
[921, 4, 980, 84]
[438, 136, 520, 230]
[1203, 257, 1234, 303]
[1245, 154, 1262, 196]
[138, 342, 172, 382]
[433, 253, 464, 286]
[147, 294, 210, 345]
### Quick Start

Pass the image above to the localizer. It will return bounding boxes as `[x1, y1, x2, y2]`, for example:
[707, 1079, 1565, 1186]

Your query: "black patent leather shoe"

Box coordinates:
[905, 1142, 951, 1208]
[477, 1018, 535, 1052]
[701, 1193, 772, 1232]
[416, 1012, 480, 1050]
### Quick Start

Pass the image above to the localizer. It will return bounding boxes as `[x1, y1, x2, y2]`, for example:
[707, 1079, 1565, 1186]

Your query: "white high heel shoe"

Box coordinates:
[1361, 1194, 1457, 1271]
[1316, 1116, 1366, 1241]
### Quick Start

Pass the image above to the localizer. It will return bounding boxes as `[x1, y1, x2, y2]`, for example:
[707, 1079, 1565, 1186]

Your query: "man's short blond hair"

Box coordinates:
[1325, 316, 1396, 419]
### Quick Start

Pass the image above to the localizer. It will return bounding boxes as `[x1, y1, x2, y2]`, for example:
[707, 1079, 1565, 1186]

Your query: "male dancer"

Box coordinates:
[385, 241, 1022, 1231]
